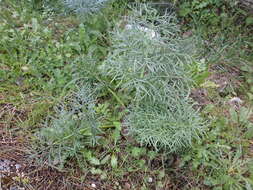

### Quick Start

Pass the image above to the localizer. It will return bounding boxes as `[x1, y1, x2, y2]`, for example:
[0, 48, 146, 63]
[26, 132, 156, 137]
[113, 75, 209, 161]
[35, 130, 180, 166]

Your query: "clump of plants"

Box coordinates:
[176, 0, 253, 41]
[64, 0, 112, 14]
[178, 106, 253, 189]
[36, 4, 204, 169]
[101, 5, 205, 152]
[36, 84, 102, 168]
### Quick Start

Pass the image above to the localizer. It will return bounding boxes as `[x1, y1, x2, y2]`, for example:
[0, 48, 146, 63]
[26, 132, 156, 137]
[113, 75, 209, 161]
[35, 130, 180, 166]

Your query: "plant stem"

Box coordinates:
[93, 75, 126, 108]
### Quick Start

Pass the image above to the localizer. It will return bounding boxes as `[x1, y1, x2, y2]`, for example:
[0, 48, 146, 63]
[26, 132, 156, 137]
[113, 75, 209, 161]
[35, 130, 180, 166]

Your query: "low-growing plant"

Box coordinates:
[64, 0, 112, 15]
[182, 144, 253, 189]
[101, 5, 205, 152]
[35, 84, 102, 169]
[179, 105, 253, 189]
[33, 4, 205, 170]
[126, 99, 204, 152]
[177, 0, 252, 37]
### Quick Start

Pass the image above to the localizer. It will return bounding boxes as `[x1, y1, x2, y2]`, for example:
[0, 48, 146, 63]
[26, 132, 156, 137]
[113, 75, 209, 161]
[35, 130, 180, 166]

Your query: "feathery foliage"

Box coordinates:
[102, 5, 205, 152]
[101, 5, 194, 102]
[35, 4, 204, 162]
[64, 0, 111, 14]
[126, 99, 204, 152]
[36, 84, 102, 168]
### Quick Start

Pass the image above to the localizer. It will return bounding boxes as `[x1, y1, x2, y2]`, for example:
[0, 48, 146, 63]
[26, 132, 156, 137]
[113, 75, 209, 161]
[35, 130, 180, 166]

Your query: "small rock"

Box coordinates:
[229, 97, 243, 105]
[0, 159, 11, 173]
[21, 66, 29, 72]
[148, 177, 153, 183]
[229, 97, 243, 109]
[10, 186, 25, 190]
[15, 164, 21, 170]
[91, 183, 96, 188]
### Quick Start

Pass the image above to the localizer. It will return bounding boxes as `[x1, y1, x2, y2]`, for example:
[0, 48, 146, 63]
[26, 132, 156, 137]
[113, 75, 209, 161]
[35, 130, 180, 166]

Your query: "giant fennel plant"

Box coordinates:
[101, 5, 205, 152]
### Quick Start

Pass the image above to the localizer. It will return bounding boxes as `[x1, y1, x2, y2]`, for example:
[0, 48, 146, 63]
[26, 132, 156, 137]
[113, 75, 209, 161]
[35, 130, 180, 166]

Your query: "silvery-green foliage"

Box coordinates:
[102, 5, 204, 152]
[37, 84, 101, 168]
[126, 99, 204, 152]
[100, 5, 193, 102]
[64, 0, 110, 14]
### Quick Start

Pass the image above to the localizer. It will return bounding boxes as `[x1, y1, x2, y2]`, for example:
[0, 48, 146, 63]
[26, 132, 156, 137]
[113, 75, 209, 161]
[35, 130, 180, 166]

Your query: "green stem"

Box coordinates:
[100, 125, 115, 129]
[93, 75, 126, 108]
[107, 87, 126, 108]
[60, 74, 126, 108]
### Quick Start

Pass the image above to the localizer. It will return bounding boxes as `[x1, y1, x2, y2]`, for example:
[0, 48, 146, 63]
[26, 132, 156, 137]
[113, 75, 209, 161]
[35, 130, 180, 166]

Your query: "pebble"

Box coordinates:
[229, 97, 243, 105]
[148, 177, 153, 183]
[91, 183, 96, 188]
[21, 66, 29, 72]
[15, 164, 21, 170]
[10, 187, 25, 190]
[0, 159, 11, 173]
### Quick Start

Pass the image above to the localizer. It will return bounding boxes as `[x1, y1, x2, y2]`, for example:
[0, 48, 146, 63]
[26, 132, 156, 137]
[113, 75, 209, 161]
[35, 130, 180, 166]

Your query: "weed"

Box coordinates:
[35, 84, 102, 169]
[179, 105, 253, 189]
[64, 0, 111, 15]
[177, 0, 252, 37]
[127, 99, 204, 152]
[101, 5, 205, 152]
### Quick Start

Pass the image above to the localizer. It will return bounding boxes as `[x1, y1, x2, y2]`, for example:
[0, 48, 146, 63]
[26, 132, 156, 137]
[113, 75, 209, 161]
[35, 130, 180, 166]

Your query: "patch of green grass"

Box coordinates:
[178, 104, 253, 189]
[0, 0, 120, 124]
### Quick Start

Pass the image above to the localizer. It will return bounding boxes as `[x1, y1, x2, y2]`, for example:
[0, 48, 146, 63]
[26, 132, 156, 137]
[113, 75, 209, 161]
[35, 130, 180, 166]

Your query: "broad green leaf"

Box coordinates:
[100, 172, 107, 180]
[246, 17, 253, 25]
[179, 8, 191, 17]
[112, 129, 121, 144]
[200, 80, 219, 88]
[89, 157, 100, 166]
[194, 71, 210, 85]
[247, 93, 253, 100]
[158, 170, 165, 179]
[111, 154, 118, 168]
[131, 147, 143, 158]
[179, 2, 191, 17]
[90, 167, 103, 175]
[113, 121, 121, 130]
[101, 154, 110, 165]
